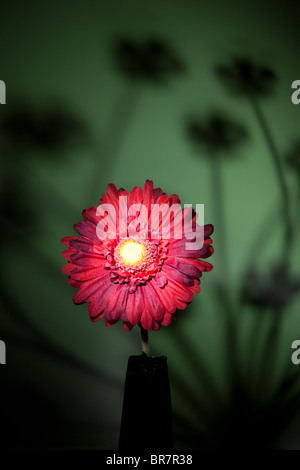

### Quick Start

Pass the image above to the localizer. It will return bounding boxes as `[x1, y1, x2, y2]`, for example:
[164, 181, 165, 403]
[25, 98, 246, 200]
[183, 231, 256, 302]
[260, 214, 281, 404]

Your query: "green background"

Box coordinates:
[0, 0, 300, 449]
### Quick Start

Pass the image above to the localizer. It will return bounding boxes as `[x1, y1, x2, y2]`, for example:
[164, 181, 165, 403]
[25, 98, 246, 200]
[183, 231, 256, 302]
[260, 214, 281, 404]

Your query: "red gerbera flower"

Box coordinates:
[61, 180, 214, 331]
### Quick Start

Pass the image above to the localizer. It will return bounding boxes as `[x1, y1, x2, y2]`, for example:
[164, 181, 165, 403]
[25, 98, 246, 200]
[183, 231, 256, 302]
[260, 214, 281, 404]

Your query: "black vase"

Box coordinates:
[118, 354, 173, 451]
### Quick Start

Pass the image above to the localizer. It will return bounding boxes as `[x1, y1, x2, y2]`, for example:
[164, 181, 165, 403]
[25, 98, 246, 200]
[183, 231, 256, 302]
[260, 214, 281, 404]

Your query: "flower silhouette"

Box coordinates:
[186, 113, 248, 155]
[242, 264, 300, 312]
[61, 180, 214, 331]
[216, 57, 277, 97]
[0, 105, 88, 152]
[114, 37, 184, 83]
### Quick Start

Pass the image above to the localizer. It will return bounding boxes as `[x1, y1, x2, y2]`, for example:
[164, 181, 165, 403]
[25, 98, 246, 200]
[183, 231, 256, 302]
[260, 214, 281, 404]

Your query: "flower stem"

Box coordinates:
[211, 154, 228, 279]
[250, 96, 292, 262]
[256, 311, 283, 400]
[210, 153, 237, 390]
[141, 327, 149, 356]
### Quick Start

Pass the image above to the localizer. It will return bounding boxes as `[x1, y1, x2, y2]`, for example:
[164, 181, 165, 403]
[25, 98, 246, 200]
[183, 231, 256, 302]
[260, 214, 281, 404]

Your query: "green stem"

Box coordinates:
[141, 327, 149, 356]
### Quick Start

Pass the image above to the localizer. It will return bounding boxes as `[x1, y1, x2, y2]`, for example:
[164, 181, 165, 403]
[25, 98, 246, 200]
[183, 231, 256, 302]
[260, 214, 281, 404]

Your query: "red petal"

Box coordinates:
[143, 283, 164, 322]
[140, 309, 153, 330]
[190, 279, 201, 294]
[68, 277, 82, 288]
[168, 238, 209, 259]
[104, 285, 128, 321]
[142, 180, 154, 215]
[198, 260, 213, 272]
[82, 206, 98, 223]
[152, 320, 161, 331]
[73, 276, 108, 304]
[155, 271, 168, 288]
[123, 322, 133, 332]
[153, 188, 164, 202]
[71, 266, 107, 281]
[62, 247, 76, 262]
[70, 251, 106, 267]
[161, 264, 194, 287]
[170, 194, 181, 204]
[161, 312, 174, 326]
[62, 263, 76, 275]
[106, 183, 120, 214]
[151, 279, 177, 314]
[70, 238, 103, 255]
[165, 256, 201, 278]
[61, 236, 78, 247]
[128, 185, 143, 206]
[105, 318, 119, 327]
[167, 279, 193, 303]
[154, 193, 173, 206]
[89, 310, 104, 322]
[124, 287, 143, 325]
[74, 221, 101, 243]
[87, 280, 116, 319]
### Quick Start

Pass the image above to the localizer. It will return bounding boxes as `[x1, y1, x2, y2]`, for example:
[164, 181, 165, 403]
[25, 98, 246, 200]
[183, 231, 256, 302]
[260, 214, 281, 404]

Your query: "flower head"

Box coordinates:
[216, 57, 277, 97]
[186, 113, 248, 155]
[1, 104, 88, 152]
[114, 38, 184, 83]
[242, 264, 300, 312]
[61, 180, 214, 331]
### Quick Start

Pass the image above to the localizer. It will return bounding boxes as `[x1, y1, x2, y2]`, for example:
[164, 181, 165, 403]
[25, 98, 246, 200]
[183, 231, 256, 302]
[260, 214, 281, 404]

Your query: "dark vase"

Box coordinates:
[118, 354, 173, 451]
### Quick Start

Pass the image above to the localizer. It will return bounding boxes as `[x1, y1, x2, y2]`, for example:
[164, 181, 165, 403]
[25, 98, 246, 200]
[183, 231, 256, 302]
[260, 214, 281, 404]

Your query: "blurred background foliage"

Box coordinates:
[0, 0, 300, 450]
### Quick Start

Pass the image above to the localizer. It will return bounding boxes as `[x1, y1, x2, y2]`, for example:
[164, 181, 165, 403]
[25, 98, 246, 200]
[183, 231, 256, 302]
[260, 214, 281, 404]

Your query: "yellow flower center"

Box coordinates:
[119, 240, 146, 266]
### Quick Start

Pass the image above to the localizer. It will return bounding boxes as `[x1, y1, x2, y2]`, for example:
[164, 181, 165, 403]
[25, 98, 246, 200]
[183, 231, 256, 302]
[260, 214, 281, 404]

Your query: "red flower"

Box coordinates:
[61, 180, 214, 331]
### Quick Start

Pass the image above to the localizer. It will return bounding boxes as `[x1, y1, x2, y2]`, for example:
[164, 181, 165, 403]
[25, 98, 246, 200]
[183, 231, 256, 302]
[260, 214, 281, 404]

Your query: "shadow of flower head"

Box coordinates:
[216, 57, 277, 98]
[242, 263, 300, 312]
[186, 113, 248, 156]
[113, 37, 184, 83]
[0, 175, 36, 231]
[0, 104, 89, 153]
[286, 141, 300, 174]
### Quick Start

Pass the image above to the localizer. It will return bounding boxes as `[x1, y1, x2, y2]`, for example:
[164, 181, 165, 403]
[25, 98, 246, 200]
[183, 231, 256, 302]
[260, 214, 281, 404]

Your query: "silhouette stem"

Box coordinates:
[210, 154, 237, 390]
[211, 154, 228, 279]
[250, 97, 292, 262]
[256, 311, 283, 400]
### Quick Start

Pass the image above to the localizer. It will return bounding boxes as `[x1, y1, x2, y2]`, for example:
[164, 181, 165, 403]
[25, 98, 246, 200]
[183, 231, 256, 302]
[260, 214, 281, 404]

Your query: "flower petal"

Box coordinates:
[161, 264, 194, 287]
[143, 283, 164, 322]
[61, 236, 78, 247]
[151, 279, 177, 314]
[165, 256, 202, 278]
[142, 179, 154, 215]
[62, 263, 76, 275]
[124, 287, 143, 325]
[87, 279, 117, 320]
[74, 221, 100, 243]
[104, 284, 128, 321]
[71, 265, 107, 281]
[73, 277, 102, 304]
